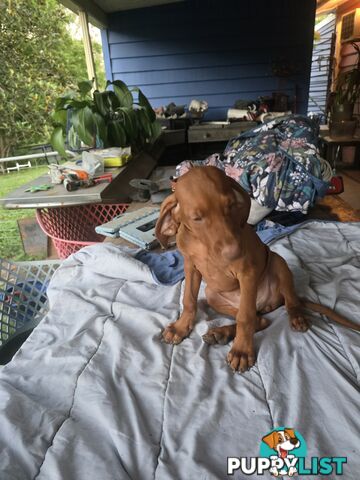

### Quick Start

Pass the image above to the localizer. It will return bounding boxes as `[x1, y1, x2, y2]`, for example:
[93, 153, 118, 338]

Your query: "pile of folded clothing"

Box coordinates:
[176, 115, 331, 216]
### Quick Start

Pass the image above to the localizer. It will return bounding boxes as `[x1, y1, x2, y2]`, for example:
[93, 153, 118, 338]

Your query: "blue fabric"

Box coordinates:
[255, 220, 303, 244]
[135, 250, 184, 286]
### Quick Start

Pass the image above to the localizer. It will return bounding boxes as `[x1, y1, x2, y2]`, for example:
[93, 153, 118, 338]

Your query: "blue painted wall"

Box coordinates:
[308, 14, 336, 117]
[102, 0, 316, 120]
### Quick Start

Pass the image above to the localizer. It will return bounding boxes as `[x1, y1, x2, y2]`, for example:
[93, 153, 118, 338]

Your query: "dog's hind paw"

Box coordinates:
[202, 325, 236, 345]
[290, 315, 309, 332]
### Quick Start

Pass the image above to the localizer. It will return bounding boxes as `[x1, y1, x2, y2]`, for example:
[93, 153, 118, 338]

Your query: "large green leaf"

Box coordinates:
[70, 109, 80, 130]
[75, 107, 96, 147]
[69, 99, 93, 109]
[108, 120, 127, 147]
[51, 109, 67, 128]
[50, 126, 67, 158]
[149, 120, 162, 142]
[111, 80, 133, 108]
[136, 108, 152, 140]
[82, 106, 96, 133]
[68, 125, 80, 150]
[93, 112, 108, 147]
[106, 90, 120, 111]
[118, 107, 138, 142]
[93, 90, 109, 116]
[132, 87, 156, 122]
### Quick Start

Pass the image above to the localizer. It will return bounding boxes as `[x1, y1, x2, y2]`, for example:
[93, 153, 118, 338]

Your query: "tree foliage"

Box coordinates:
[0, 0, 105, 158]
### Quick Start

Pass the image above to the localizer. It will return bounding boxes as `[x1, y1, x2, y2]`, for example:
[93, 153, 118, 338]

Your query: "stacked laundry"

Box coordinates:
[176, 115, 330, 214]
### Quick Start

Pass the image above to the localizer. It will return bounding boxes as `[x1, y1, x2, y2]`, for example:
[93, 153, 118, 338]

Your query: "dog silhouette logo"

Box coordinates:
[261, 428, 305, 477]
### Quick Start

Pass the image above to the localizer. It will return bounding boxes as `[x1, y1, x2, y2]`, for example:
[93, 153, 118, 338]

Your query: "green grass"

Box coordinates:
[0, 166, 49, 260]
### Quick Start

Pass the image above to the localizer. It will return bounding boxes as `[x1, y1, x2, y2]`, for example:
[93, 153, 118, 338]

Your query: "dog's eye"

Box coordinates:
[192, 217, 202, 222]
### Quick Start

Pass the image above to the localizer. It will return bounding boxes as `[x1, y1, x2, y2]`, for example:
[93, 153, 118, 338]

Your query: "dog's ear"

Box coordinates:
[262, 431, 278, 450]
[284, 428, 296, 439]
[155, 193, 180, 248]
[226, 175, 251, 224]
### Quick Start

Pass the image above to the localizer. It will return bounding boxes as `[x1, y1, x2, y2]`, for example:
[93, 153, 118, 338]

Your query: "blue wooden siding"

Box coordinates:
[308, 14, 336, 117]
[102, 0, 316, 120]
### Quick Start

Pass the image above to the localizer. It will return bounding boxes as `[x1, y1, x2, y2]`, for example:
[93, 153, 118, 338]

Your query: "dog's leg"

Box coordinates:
[227, 274, 259, 372]
[274, 253, 309, 332]
[162, 257, 202, 344]
[203, 288, 269, 345]
[203, 318, 270, 346]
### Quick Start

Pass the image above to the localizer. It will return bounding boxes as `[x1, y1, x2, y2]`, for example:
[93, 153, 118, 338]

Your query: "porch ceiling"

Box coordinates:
[60, 0, 184, 28]
[61, 0, 356, 28]
[317, 0, 359, 14]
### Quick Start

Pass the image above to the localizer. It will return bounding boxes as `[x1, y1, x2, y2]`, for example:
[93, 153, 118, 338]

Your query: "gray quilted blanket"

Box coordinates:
[0, 221, 359, 479]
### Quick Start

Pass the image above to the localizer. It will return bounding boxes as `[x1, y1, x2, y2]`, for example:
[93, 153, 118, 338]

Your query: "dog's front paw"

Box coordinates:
[227, 338, 255, 373]
[162, 321, 192, 345]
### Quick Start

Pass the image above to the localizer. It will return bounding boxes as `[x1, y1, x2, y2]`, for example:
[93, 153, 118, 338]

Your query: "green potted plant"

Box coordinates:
[331, 42, 360, 123]
[51, 79, 162, 157]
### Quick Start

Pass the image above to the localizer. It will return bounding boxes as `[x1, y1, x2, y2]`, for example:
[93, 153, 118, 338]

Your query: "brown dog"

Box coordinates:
[155, 166, 360, 372]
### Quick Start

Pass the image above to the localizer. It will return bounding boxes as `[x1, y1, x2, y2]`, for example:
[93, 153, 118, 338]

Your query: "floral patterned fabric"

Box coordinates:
[176, 115, 329, 214]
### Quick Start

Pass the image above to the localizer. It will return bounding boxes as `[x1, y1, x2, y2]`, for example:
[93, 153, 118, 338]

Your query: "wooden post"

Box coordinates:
[78, 10, 98, 90]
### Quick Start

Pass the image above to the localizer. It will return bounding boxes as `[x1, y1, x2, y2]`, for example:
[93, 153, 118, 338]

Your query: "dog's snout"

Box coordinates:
[290, 438, 299, 446]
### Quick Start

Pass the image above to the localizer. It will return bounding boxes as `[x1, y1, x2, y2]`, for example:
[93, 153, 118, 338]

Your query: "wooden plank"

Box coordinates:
[114, 78, 287, 99]
[1, 142, 164, 209]
[113, 64, 275, 84]
[111, 46, 307, 73]
[322, 135, 360, 144]
[145, 90, 294, 106]
[188, 122, 257, 144]
[17, 217, 48, 257]
[109, 37, 307, 60]
[100, 141, 165, 203]
[162, 129, 186, 146]
[101, 151, 157, 203]
[1, 168, 124, 209]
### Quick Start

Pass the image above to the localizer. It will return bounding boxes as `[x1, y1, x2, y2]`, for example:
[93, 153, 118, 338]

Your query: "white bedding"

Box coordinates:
[0, 221, 359, 479]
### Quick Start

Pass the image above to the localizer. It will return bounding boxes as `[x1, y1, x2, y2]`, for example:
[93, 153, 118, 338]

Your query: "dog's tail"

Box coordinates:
[302, 300, 360, 332]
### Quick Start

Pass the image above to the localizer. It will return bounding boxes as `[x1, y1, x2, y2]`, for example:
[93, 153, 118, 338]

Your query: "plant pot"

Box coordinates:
[329, 119, 356, 139]
[331, 103, 354, 122]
